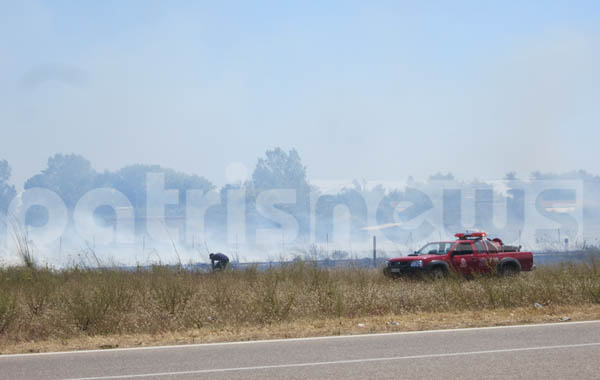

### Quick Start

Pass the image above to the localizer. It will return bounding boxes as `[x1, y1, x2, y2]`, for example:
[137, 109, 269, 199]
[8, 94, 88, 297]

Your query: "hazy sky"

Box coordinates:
[2, 1, 600, 188]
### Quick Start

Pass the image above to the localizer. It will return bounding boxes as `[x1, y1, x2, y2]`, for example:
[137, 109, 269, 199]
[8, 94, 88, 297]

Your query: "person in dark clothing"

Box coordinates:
[209, 253, 229, 272]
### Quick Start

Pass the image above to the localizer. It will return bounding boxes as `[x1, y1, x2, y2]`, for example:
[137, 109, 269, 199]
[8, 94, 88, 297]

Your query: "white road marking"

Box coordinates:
[1, 319, 598, 359]
[62, 342, 600, 380]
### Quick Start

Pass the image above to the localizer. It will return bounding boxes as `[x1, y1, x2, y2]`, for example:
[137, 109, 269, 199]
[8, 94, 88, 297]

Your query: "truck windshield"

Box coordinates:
[416, 242, 452, 255]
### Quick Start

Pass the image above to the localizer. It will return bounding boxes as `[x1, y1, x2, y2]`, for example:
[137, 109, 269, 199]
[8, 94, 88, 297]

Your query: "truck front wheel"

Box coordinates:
[430, 266, 448, 279]
[383, 267, 392, 277]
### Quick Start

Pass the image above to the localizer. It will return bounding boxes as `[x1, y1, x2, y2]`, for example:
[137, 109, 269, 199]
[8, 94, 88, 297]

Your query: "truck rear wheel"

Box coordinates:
[500, 263, 519, 276]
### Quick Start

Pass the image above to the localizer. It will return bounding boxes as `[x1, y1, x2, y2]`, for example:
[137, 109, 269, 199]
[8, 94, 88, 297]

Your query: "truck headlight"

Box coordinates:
[410, 260, 423, 268]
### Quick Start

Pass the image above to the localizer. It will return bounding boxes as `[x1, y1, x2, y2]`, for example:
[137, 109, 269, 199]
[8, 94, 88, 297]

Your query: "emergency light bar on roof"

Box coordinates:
[455, 232, 487, 239]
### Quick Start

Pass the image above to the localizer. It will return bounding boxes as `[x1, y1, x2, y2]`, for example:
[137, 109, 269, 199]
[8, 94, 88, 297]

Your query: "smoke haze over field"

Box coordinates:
[0, 154, 593, 267]
[1, 2, 600, 265]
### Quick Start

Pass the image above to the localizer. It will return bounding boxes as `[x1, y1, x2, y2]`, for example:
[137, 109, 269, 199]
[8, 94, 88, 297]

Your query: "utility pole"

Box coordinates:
[235, 233, 239, 263]
[373, 235, 377, 268]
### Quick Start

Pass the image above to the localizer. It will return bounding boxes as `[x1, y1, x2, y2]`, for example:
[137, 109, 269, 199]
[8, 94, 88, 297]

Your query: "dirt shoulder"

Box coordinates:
[2, 304, 598, 355]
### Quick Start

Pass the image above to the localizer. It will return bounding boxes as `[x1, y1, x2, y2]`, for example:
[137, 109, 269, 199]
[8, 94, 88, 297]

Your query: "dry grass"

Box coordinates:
[1, 255, 600, 354]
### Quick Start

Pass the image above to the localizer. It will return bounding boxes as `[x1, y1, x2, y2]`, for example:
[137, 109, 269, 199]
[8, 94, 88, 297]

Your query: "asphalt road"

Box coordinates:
[2, 321, 600, 380]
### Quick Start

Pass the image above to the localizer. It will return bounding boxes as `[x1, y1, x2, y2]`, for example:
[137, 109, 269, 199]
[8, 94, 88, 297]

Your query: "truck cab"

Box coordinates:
[384, 232, 534, 278]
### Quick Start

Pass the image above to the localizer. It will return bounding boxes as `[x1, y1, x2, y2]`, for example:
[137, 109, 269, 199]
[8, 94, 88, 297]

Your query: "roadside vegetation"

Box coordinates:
[1, 251, 600, 353]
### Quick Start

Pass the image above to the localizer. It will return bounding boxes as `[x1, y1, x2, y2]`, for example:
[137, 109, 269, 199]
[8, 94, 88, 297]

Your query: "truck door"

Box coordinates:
[483, 240, 500, 272]
[473, 240, 491, 274]
[450, 242, 476, 274]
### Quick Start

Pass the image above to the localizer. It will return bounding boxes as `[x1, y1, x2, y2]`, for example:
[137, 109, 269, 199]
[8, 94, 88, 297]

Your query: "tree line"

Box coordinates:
[2, 151, 600, 246]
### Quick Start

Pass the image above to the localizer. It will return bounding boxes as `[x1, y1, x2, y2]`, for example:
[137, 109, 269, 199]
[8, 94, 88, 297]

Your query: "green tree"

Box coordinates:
[249, 148, 311, 242]
[98, 164, 214, 237]
[99, 164, 214, 212]
[25, 154, 98, 209]
[252, 148, 309, 191]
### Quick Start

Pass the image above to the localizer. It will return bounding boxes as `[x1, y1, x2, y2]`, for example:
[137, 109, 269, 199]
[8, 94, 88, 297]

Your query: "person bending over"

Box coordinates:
[209, 253, 229, 272]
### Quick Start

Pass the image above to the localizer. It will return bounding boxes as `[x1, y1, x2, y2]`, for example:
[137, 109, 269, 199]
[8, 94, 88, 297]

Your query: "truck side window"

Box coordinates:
[440, 243, 452, 253]
[453, 243, 474, 255]
[475, 240, 486, 254]
[484, 240, 499, 253]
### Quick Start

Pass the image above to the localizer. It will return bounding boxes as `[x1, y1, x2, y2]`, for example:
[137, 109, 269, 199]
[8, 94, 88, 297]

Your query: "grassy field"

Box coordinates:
[1, 254, 600, 354]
